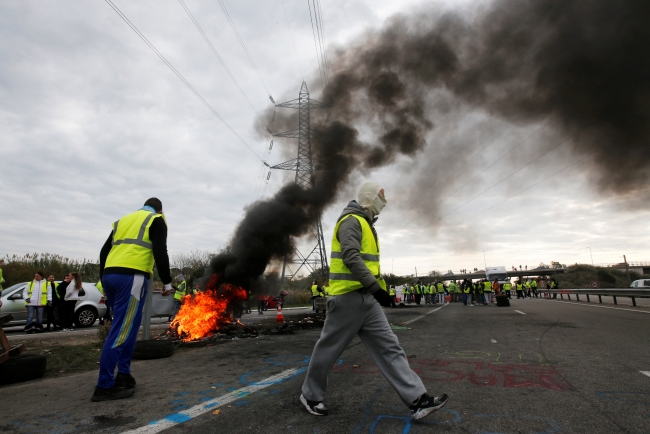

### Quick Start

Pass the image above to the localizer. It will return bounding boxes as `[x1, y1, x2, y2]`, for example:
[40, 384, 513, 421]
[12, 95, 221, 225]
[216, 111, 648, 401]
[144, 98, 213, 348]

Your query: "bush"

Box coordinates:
[0, 253, 100, 287]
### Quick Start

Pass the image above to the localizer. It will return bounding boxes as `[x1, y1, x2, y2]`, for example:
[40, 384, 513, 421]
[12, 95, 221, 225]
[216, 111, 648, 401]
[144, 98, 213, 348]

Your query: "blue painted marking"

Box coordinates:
[369, 415, 411, 434]
[171, 405, 189, 411]
[269, 389, 281, 395]
[170, 399, 185, 405]
[227, 387, 237, 392]
[474, 414, 560, 434]
[335, 359, 343, 365]
[174, 391, 190, 396]
[204, 402, 219, 409]
[596, 391, 650, 404]
[164, 413, 192, 424]
[235, 400, 249, 406]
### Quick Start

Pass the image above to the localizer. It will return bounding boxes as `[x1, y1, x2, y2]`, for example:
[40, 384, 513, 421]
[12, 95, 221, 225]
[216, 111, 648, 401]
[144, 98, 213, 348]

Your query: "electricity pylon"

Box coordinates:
[271, 82, 328, 280]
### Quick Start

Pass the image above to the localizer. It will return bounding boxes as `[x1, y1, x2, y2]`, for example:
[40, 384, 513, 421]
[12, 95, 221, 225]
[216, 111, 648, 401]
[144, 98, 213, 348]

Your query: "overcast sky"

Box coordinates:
[1, 0, 648, 277]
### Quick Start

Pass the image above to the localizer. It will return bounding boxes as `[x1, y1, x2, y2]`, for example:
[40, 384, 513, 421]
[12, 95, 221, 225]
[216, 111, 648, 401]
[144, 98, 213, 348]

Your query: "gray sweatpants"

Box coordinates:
[301, 290, 426, 406]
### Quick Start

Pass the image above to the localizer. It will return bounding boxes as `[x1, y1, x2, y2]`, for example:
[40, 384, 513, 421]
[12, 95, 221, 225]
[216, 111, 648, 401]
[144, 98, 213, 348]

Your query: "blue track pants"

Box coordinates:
[96, 273, 148, 389]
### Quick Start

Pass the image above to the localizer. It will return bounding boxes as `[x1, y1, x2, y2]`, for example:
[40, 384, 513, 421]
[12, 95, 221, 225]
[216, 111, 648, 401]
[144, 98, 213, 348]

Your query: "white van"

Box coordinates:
[630, 279, 650, 288]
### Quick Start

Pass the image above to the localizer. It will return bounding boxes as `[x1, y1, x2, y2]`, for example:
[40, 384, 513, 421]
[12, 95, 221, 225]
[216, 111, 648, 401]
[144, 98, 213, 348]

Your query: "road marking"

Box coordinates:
[514, 310, 526, 315]
[121, 367, 302, 434]
[540, 299, 650, 314]
[401, 305, 446, 325]
[641, 371, 650, 378]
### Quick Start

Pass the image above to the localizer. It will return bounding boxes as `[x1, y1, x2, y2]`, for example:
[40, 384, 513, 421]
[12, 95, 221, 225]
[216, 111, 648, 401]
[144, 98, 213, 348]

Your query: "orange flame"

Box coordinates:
[171, 274, 248, 342]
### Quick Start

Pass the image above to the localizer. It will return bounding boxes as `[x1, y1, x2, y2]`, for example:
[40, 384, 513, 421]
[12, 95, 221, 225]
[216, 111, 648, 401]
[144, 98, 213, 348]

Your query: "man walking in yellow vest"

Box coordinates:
[94, 198, 172, 402]
[300, 182, 448, 420]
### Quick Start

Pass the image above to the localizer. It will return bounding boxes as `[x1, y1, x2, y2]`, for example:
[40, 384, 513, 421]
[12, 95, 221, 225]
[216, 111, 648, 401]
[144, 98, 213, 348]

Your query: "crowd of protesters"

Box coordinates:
[389, 277, 559, 306]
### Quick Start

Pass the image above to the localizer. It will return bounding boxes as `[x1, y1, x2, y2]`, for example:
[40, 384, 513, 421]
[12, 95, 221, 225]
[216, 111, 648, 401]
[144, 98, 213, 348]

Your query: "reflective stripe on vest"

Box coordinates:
[328, 214, 386, 296]
[175, 281, 187, 301]
[28, 281, 48, 305]
[105, 210, 164, 275]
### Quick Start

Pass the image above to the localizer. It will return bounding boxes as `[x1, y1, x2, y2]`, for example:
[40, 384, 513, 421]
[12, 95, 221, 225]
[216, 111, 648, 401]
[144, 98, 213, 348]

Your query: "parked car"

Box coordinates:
[630, 279, 650, 288]
[0, 281, 107, 328]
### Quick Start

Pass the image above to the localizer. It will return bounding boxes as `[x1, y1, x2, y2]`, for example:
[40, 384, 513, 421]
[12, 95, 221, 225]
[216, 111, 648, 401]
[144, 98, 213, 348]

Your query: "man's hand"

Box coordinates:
[161, 290, 172, 296]
[161, 283, 173, 296]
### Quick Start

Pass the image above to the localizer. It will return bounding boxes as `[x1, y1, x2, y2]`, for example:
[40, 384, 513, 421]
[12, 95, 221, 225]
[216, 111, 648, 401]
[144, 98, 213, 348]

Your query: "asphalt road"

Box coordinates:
[1, 298, 649, 434]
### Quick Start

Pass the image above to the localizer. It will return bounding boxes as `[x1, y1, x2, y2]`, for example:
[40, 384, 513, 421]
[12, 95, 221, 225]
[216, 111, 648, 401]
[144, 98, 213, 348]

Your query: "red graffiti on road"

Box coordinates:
[332, 358, 570, 392]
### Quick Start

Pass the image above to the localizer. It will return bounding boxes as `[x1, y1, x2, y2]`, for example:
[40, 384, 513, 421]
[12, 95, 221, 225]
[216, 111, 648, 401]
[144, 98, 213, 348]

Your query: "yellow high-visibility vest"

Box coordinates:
[175, 280, 187, 301]
[328, 214, 386, 296]
[389, 287, 396, 296]
[311, 284, 320, 296]
[483, 281, 493, 292]
[27, 280, 48, 305]
[504, 282, 512, 291]
[105, 210, 165, 275]
[437, 283, 445, 293]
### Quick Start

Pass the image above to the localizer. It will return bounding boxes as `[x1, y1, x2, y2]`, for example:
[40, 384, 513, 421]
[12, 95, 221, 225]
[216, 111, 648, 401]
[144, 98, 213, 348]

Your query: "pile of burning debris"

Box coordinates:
[152, 273, 327, 347]
[156, 314, 326, 348]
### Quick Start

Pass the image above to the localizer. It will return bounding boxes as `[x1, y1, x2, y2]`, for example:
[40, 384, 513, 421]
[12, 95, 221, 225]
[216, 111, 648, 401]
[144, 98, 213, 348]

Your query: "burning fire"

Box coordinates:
[171, 274, 248, 342]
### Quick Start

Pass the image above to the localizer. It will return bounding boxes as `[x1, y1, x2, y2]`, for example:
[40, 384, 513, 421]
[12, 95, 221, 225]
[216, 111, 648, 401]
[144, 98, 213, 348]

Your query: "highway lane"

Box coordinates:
[1, 299, 648, 433]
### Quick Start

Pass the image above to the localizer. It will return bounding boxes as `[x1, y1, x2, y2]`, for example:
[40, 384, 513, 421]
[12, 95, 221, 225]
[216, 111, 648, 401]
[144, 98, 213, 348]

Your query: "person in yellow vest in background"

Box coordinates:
[403, 283, 411, 304]
[423, 283, 430, 305]
[483, 279, 493, 305]
[23, 271, 52, 333]
[168, 274, 187, 322]
[301, 181, 448, 419]
[503, 280, 512, 299]
[531, 279, 538, 298]
[95, 198, 172, 402]
[525, 279, 532, 298]
[389, 285, 396, 308]
[516, 281, 524, 299]
[413, 282, 422, 305]
[311, 280, 326, 311]
[436, 281, 446, 304]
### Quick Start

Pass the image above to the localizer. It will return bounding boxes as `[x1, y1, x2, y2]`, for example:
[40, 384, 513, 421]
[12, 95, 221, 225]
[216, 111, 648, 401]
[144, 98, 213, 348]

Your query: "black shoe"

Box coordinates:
[99, 319, 105, 326]
[300, 394, 329, 416]
[91, 385, 135, 402]
[410, 393, 448, 420]
[115, 372, 136, 389]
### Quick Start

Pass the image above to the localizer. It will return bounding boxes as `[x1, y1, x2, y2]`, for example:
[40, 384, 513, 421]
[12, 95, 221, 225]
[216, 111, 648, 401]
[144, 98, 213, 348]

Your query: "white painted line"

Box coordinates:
[640, 371, 650, 378]
[514, 310, 526, 315]
[121, 367, 302, 434]
[540, 299, 650, 314]
[401, 305, 446, 325]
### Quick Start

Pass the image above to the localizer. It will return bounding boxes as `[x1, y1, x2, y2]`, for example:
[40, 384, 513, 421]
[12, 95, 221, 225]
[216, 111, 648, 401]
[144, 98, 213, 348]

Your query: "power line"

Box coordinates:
[104, 0, 262, 161]
[217, 0, 272, 98]
[314, 0, 330, 84]
[178, 0, 263, 120]
[307, 0, 327, 90]
[281, 0, 305, 81]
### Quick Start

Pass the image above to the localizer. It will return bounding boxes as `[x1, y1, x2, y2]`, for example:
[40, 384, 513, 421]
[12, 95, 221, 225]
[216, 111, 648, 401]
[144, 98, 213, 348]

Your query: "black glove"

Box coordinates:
[372, 288, 393, 307]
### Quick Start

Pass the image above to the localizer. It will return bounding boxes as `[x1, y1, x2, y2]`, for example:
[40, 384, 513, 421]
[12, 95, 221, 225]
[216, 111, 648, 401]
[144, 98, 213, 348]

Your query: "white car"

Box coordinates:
[630, 279, 650, 288]
[0, 281, 107, 327]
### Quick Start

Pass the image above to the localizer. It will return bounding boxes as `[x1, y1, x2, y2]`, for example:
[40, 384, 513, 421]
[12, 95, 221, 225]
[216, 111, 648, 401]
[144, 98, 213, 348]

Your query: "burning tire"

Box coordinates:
[0, 354, 47, 385]
[132, 339, 175, 360]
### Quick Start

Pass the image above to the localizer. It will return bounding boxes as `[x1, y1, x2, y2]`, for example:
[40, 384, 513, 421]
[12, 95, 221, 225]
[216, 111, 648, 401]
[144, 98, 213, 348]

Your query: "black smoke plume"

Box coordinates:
[210, 0, 650, 288]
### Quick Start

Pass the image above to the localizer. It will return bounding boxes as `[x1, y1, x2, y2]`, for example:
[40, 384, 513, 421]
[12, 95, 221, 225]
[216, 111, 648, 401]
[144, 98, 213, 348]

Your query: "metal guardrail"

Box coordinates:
[538, 288, 650, 307]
